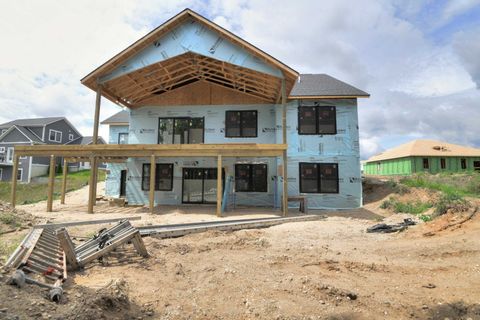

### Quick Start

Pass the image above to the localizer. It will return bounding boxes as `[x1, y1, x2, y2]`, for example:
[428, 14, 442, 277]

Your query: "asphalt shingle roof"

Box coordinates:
[101, 110, 129, 125]
[0, 117, 65, 128]
[290, 74, 369, 97]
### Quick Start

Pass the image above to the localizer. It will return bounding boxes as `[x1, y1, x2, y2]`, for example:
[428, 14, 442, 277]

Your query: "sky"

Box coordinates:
[0, 0, 479, 159]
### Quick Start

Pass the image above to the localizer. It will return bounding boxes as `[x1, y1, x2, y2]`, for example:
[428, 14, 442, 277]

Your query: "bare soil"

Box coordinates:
[0, 180, 479, 319]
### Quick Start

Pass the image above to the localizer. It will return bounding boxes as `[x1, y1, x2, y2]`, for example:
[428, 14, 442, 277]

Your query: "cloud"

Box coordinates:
[453, 27, 480, 88]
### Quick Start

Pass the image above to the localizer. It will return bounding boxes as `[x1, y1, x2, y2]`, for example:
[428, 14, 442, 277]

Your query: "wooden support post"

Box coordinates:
[92, 158, 98, 206]
[60, 159, 68, 205]
[92, 86, 102, 144]
[149, 155, 156, 214]
[217, 154, 222, 217]
[47, 155, 56, 212]
[56, 228, 79, 270]
[131, 233, 149, 257]
[10, 155, 19, 208]
[87, 156, 96, 214]
[281, 78, 288, 216]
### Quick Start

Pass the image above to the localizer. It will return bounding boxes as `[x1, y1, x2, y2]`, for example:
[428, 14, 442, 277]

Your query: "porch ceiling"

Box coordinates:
[97, 52, 294, 108]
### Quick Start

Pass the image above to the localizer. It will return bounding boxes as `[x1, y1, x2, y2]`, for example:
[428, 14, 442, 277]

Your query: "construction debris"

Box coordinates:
[366, 218, 416, 233]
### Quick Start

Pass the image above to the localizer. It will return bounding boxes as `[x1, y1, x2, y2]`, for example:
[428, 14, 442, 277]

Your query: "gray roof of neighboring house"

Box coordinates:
[15, 125, 44, 143]
[67, 136, 106, 145]
[101, 110, 129, 125]
[290, 74, 369, 98]
[0, 116, 65, 128]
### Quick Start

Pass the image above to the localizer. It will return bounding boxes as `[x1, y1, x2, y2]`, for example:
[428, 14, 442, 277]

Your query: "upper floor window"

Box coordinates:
[158, 117, 204, 144]
[225, 111, 257, 138]
[235, 163, 268, 192]
[6, 147, 14, 163]
[299, 163, 339, 194]
[298, 106, 336, 135]
[68, 133, 74, 141]
[49, 129, 62, 143]
[141, 163, 174, 191]
[118, 133, 128, 144]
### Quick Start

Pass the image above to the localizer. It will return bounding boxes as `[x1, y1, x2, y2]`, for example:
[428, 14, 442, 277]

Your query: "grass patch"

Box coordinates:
[399, 172, 480, 198]
[0, 233, 26, 264]
[0, 169, 105, 205]
[434, 192, 470, 216]
[380, 197, 432, 214]
[0, 212, 21, 228]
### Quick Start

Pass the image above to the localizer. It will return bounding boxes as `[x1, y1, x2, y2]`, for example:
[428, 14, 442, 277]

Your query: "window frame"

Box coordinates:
[0, 147, 5, 153]
[234, 163, 268, 192]
[298, 105, 337, 135]
[17, 168, 23, 181]
[299, 162, 339, 194]
[422, 158, 429, 169]
[461, 158, 467, 170]
[440, 158, 446, 169]
[118, 132, 129, 144]
[157, 117, 205, 144]
[141, 163, 174, 191]
[48, 129, 62, 143]
[68, 133, 74, 141]
[225, 110, 258, 138]
[6, 147, 14, 163]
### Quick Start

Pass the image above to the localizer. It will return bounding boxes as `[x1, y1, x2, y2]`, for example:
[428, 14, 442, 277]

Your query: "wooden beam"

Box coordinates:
[87, 156, 96, 214]
[60, 159, 68, 205]
[217, 155, 222, 217]
[92, 86, 102, 144]
[56, 228, 79, 270]
[288, 95, 370, 99]
[47, 155, 56, 212]
[10, 155, 19, 208]
[281, 78, 288, 216]
[149, 155, 156, 214]
[282, 151, 288, 217]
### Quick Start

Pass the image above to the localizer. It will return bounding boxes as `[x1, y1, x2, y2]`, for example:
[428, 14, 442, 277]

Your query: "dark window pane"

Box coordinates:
[252, 164, 267, 192]
[156, 164, 173, 191]
[423, 158, 429, 169]
[440, 158, 446, 169]
[142, 164, 151, 191]
[298, 107, 317, 134]
[300, 163, 319, 193]
[226, 111, 241, 137]
[174, 119, 189, 144]
[189, 118, 204, 143]
[235, 164, 251, 191]
[317, 106, 336, 134]
[241, 111, 257, 137]
[158, 118, 174, 144]
[320, 164, 338, 193]
[461, 159, 467, 169]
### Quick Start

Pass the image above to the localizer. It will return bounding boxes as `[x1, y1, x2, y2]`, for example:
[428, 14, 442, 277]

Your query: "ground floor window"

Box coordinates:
[17, 168, 23, 181]
[141, 163, 174, 191]
[422, 158, 429, 169]
[299, 163, 339, 194]
[461, 159, 467, 169]
[474, 161, 480, 171]
[235, 164, 268, 192]
[440, 158, 446, 169]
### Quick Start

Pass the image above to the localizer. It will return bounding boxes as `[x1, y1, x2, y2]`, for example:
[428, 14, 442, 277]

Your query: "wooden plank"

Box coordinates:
[87, 156, 95, 214]
[281, 77, 288, 217]
[216, 155, 222, 217]
[33, 216, 141, 229]
[282, 150, 288, 217]
[131, 233, 149, 257]
[149, 155, 156, 214]
[60, 159, 67, 205]
[56, 228, 79, 270]
[289, 95, 370, 99]
[93, 86, 102, 144]
[47, 155, 55, 212]
[10, 155, 19, 208]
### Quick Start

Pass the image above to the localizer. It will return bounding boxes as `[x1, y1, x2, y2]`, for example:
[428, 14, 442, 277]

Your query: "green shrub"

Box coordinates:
[380, 197, 432, 214]
[434, 192, 469, 216]
[0, 213, 20, 228]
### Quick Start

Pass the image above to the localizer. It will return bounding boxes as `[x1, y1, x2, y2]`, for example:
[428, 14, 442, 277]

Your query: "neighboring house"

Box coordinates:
[95, 9, 369, 210]
[0, 117, 103, 182]
[67, 136, 107, 171]
[101, 110, 129, 197]
[364, 139, 480, 176]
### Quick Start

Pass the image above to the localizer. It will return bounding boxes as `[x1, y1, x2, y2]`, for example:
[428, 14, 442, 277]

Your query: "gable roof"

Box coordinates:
[366, 139, 480, 162]
[101, 110, 129, 125]
[289, 74, 369, 98]
[0, 125, 44, 143]
[67, 136, 106, 145]
[0, 117, 65, 128]
[82, 9, 298, 88]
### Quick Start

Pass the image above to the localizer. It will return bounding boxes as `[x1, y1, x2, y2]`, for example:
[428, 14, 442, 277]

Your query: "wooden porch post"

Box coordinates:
[87, 156, 96, 213]
[10, 155, 19, 208]
[217, 155, 222, 217]
[281, 78, 288, 216]
[47, 155, 56, 212]
[149, 155, 156, 214]
[60, 159, 68, 204]
[92, 86, 102, 144]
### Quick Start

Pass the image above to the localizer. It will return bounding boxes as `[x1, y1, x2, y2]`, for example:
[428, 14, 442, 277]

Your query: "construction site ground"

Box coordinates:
[1, 181, 480, 319]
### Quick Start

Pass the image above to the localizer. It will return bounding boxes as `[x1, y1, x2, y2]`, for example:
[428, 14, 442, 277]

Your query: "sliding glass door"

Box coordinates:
[158, 117, 204, 144]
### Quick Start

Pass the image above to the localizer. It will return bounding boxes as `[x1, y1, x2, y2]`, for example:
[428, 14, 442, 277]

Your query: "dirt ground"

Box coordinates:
[1, 181, 480, 319]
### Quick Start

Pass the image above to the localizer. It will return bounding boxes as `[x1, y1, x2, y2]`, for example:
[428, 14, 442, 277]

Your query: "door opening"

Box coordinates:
[120, 170, 127, 197]
[182, 167, 225, 204]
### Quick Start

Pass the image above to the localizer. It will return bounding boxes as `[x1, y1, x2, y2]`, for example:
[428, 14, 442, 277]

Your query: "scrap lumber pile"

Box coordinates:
[3, 217, 147, 302]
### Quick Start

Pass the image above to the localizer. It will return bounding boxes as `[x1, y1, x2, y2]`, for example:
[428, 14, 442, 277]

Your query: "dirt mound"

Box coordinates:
[0, 201, 38, 234]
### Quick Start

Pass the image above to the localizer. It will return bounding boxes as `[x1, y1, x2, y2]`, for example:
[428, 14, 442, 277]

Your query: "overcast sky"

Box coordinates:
[1, 0, 479, 159]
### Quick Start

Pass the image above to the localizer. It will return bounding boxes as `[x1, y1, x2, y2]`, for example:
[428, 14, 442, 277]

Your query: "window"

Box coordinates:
[17, 168, 23, 181]
[6, 147, 14, 163]
[141, 163, 174, 191]
[0, 168, 3, 180]
[422, 158, 429, 169]
[299, 163, 339, 193]
[376, 162, 381, 172]
[0, 147, 4, 153]
[461, 159, 467, 170]
[49, 129, 62, 143]
[235, 164, 268, 192]
[68, 133, 74, 141]
[158, 118, 204, 144]
[474, 161, 480, 171]
[440, 158, 446, 169]
[298, 106, 336, 135]
[225, 111, 257, 137]
[118, 133, 128, 144]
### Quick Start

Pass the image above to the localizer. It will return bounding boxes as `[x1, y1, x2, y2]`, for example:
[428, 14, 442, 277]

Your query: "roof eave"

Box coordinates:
[288, 94, 370, 100]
